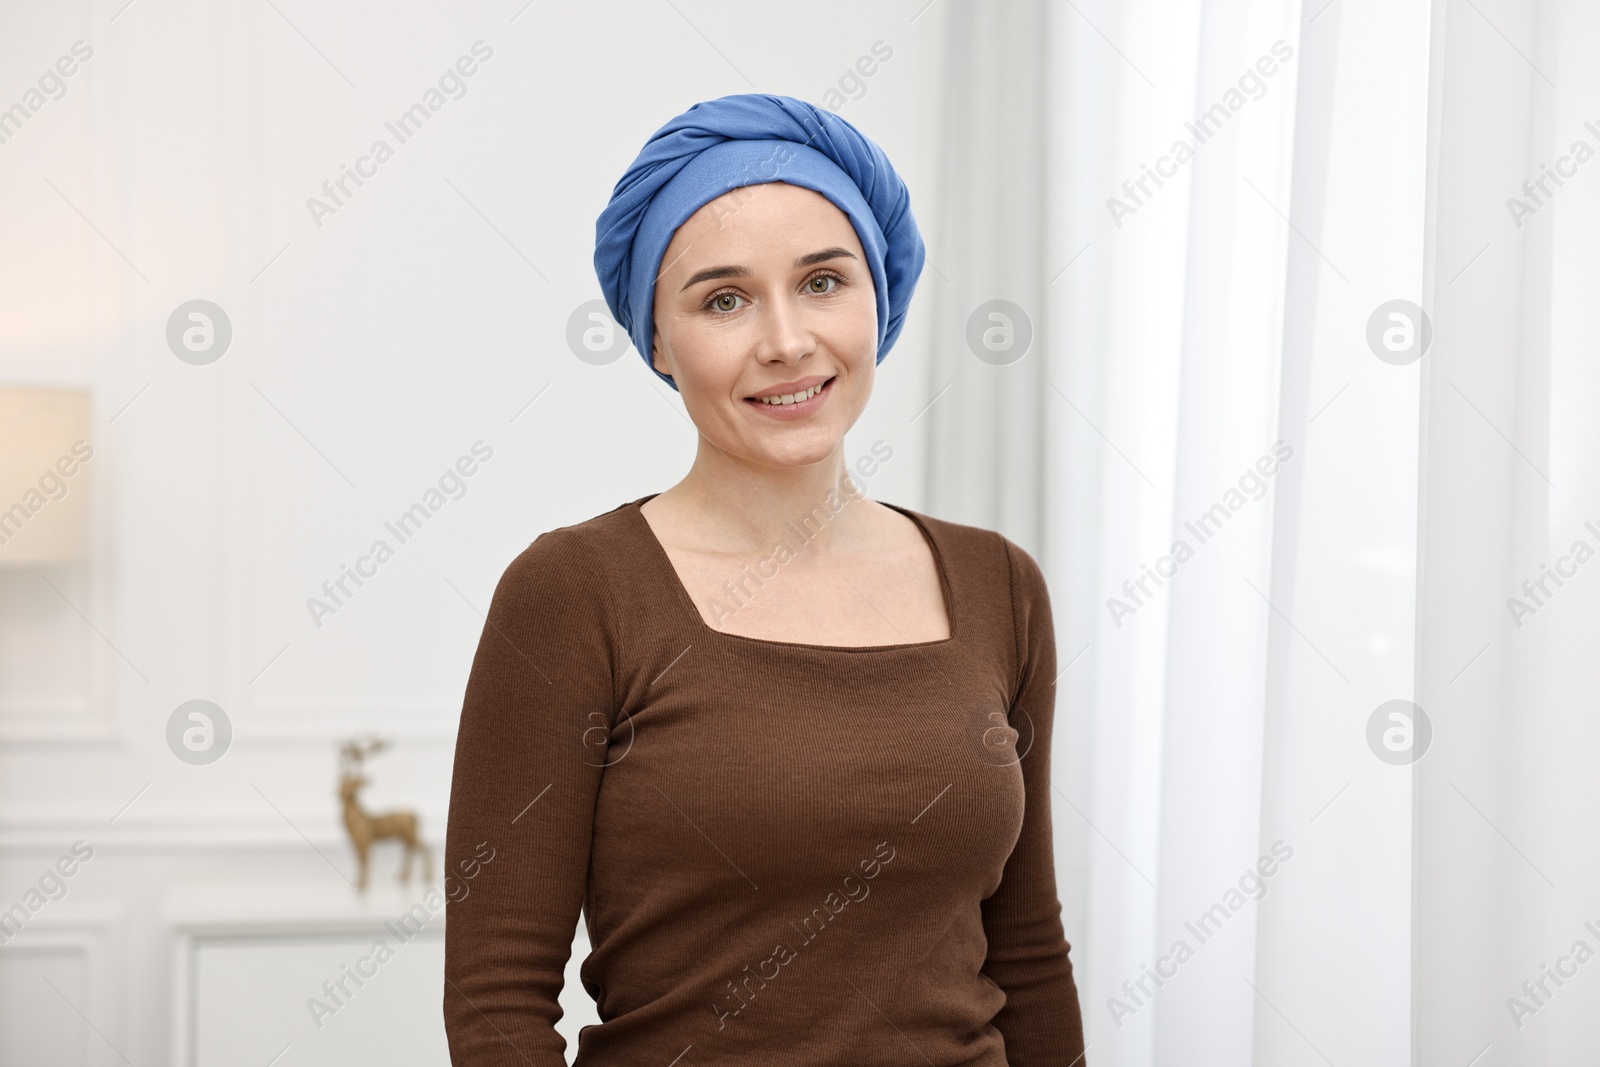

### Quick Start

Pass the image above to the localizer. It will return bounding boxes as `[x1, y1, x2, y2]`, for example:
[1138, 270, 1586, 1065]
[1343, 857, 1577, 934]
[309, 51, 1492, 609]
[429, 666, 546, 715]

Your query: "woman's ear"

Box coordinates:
[651, 330, 672, 377]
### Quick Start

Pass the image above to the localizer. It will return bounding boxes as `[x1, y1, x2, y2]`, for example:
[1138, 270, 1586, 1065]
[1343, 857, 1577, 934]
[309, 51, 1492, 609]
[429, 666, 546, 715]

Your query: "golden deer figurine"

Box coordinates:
[338, 737, 432, 891]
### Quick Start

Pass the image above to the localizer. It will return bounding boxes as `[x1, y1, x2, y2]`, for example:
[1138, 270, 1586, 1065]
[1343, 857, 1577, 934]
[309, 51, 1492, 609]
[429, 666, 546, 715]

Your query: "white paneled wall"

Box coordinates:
[0, 2, 947, 1063]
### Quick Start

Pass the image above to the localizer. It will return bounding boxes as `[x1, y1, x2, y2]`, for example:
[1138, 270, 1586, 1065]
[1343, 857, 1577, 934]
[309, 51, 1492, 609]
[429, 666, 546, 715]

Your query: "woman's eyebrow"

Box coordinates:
[679, 248, 858, 292]
[794, 247, 857, 268]
[680, 264, 752, 291]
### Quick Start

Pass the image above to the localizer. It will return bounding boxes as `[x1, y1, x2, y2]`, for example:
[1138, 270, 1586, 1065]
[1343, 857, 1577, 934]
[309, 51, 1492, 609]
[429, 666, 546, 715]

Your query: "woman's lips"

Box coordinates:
[745, 376, 834, 420]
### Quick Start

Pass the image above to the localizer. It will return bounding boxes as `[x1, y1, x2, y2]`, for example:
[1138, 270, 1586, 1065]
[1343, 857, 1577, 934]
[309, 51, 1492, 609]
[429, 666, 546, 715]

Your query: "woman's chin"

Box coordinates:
[731, 431, 844, 472]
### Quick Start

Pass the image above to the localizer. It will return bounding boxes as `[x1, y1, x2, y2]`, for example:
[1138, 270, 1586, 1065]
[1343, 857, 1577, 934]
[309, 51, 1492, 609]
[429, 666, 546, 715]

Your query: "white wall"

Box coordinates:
[0, 2, 947, 1062]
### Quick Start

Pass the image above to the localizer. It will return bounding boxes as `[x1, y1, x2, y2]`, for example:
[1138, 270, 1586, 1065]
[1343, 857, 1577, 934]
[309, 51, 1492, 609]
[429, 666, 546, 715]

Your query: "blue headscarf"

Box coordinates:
[594, 93, 926, 389]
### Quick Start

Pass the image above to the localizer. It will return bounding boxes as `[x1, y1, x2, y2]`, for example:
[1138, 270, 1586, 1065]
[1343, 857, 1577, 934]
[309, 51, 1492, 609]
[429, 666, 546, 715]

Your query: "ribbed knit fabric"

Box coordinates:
[442, 497, 1087, 1066]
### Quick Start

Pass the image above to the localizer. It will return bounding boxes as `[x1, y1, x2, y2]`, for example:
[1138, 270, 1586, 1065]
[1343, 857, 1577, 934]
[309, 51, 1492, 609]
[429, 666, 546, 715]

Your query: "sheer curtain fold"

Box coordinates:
[924, 2, 1437, 1064]
[1419, 1, 1600, 1064]
[923, 0, 1050, 548]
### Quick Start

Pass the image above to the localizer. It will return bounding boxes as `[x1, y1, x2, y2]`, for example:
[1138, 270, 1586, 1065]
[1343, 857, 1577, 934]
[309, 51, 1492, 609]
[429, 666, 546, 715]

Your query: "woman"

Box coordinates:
[443, 93, 1087, 1066]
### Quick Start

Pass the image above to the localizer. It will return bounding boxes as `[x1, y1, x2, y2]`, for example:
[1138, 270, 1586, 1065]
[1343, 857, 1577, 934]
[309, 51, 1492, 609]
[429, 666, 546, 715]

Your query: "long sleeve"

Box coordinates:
[443, 527, 619, 1065]
[980, 538, 1088, 1066]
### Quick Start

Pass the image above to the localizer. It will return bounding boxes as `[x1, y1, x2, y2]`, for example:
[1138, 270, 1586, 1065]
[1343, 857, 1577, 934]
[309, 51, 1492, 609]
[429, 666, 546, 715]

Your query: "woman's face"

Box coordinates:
[651, 182, 878, 470]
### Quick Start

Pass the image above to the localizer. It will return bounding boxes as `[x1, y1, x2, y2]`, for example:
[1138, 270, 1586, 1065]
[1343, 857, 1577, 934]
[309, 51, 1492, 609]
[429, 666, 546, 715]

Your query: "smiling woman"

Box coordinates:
[442, 93, 1088, 1066]
[648, 186, 882, 489]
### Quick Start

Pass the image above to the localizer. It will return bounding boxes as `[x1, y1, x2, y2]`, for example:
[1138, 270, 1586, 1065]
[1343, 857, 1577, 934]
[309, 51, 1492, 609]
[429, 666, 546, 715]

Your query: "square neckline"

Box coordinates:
[625, 494, 957, 652]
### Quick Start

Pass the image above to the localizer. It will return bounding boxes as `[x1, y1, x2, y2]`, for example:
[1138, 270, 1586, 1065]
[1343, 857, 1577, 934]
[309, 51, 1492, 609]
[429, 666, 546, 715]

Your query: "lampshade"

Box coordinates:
[0, 388, 92, 567]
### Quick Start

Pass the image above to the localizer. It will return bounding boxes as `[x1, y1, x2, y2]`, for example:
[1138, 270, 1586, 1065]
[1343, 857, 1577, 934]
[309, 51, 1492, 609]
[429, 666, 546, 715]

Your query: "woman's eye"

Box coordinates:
[711, 292, 742, 312]
[808, 274, 837, 294]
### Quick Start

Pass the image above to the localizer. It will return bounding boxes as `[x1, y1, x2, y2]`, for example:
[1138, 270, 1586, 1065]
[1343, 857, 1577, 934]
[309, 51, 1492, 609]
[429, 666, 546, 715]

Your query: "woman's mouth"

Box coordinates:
[744, 376, 835, 419]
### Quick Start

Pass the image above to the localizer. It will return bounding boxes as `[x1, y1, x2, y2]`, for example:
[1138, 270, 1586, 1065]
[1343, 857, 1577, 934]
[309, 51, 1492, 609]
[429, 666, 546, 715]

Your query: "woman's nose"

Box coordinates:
[756, 294, 813, 364]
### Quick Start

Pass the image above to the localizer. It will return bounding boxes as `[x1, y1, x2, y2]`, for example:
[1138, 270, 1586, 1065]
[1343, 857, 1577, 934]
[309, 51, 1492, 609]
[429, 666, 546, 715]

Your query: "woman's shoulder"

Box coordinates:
[882, 502, 1047, 594]
[493, 499, 652, 598]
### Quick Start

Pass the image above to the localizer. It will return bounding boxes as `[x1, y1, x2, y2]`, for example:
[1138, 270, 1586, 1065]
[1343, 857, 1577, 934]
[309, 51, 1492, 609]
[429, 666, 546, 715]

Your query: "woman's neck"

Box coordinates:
[649, 435, 873, 554]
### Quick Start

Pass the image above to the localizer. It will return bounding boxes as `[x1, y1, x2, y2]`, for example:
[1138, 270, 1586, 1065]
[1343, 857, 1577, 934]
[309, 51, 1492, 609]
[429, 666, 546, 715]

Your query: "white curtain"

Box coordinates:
[1419, 2, 1600, 1065]
[924, 1, 1455, 1063]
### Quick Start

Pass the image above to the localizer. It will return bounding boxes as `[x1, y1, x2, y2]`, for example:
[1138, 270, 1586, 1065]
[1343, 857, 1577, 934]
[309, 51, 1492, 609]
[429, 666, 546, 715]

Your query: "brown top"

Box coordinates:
[442, 497, 1087, 1066]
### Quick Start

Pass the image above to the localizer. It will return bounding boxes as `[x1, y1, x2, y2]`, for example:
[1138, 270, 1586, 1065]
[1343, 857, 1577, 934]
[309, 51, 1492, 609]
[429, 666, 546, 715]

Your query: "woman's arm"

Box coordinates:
[981, 538, 1088, 1066]
[443, 527, 618, 1065]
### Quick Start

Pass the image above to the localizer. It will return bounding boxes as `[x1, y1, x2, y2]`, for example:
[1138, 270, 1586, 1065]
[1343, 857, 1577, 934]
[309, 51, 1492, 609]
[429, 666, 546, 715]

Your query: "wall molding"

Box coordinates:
[0, 903, 125, 1067]
[162, 879, 447, 1067]
[0, 811, 448, 852]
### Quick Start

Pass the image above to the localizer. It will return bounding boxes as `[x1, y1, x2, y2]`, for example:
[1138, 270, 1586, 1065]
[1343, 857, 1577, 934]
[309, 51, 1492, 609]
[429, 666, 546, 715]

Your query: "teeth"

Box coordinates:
[757, 382, 823, 405]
